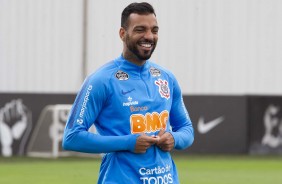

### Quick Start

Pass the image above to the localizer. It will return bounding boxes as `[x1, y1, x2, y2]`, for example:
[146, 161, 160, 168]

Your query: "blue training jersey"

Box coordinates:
[62, 55, 194, 184]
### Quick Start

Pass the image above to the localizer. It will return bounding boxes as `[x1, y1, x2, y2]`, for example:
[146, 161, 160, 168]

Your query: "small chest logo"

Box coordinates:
[115, 70, 129, 80]
[123, 96, 138, 106]
[155, 79, 170, 99]
[149, 67, 161, 77]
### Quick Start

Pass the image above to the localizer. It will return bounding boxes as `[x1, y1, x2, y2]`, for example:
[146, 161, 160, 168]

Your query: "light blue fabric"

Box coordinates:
[62, 55, 194, 184]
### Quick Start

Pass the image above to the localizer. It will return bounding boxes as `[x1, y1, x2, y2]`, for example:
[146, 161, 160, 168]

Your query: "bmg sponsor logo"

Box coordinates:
[130, 110, 168, 134]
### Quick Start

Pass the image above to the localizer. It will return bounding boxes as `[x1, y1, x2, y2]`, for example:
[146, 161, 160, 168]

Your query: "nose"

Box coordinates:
[144, 30, 154, 41]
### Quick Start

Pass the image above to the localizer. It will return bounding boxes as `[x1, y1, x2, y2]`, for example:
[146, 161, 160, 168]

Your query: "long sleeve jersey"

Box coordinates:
[62, 55, 194, 184]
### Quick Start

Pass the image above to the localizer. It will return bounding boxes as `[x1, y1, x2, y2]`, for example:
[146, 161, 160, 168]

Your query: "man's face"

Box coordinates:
[121, 13, 159, 64]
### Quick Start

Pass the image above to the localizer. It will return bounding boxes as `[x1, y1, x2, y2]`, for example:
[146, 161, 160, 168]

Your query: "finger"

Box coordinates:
[161, 134, 175, 151]
[151, 135, 161, 143]
[157, 132, 170, 146]
[158, 144, 168, 151]
[161, 147, 171, 152]
[163, 132, 175, 145]
[135, 149, 146, 154]
[157, 128, 166, 137]
[146, 136, 159, 145]
[156, 130, 167, 146]
[137, 134, 158, 146]
[158, 143, 173, 152]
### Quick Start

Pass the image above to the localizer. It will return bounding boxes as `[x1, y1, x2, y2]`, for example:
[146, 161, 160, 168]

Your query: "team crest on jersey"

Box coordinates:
[155, 79, 170, 99]
[149, 67, 161, 77]
[115, 70, 129, 80]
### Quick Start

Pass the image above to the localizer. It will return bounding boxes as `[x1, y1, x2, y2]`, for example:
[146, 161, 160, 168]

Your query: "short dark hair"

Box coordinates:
[121, 2, 156, 29]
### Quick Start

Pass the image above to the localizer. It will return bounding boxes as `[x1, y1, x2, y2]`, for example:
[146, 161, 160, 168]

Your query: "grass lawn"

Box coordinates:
[0, 155, 282, 184]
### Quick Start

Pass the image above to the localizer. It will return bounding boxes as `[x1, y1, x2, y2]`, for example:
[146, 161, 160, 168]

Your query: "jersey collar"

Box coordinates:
[115, 55, 151, 78]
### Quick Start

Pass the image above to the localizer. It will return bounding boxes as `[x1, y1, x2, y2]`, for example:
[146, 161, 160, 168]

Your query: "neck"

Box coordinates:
[122, 51, 146, 66]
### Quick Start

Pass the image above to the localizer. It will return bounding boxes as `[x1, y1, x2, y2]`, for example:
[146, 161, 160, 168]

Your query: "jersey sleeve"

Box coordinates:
[169, 76, 194, 150]
[62, 74, 139, 153]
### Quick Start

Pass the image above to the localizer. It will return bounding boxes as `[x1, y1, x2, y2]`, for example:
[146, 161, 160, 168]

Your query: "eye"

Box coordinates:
[152, 27, 159, 34]
[134, 27, 145, 33]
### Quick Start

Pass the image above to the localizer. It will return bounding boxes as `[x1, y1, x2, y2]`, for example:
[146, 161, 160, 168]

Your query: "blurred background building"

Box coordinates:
[1, 0, 282, 157]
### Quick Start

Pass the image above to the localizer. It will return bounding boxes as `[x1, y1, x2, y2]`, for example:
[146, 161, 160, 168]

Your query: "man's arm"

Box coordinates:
[62, 75, 138, 153]
[63, 124, 158, 154]
[167, 77, 194, 150]
[63, 128, 139, 153]
[62, 74, 158, 154]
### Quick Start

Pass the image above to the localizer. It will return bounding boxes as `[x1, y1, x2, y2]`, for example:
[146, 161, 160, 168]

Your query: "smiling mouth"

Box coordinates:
[139, 42, 154, 50]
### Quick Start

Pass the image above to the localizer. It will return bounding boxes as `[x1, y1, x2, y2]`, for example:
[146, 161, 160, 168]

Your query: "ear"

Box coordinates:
[119, 27, 126, 41]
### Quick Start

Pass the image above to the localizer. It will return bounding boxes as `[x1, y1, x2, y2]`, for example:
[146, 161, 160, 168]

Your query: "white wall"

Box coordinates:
[1, 0, 282, 95]
[0, 0, 83, 93]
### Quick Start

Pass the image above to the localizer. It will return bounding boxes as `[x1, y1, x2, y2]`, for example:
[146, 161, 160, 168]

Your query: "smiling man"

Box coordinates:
[62, 2, 194, 184]
[120, 9, 158, 65]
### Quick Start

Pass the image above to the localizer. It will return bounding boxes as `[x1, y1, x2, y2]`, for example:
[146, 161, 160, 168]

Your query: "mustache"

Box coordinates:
[139, 39, 156, 45]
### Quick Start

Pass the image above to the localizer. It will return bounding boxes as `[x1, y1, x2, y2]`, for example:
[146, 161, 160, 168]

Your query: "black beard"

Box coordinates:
[125, 35, 156, 61]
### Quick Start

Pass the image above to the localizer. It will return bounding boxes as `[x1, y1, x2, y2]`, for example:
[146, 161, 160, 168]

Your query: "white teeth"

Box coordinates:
[140, 43, 152, 48]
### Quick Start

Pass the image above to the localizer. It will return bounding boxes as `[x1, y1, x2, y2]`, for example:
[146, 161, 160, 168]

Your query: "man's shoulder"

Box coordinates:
[88, 60, 118, 80]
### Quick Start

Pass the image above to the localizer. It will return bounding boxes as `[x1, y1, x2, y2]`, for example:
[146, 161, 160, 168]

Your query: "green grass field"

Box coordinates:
[0, 155, 282, 184]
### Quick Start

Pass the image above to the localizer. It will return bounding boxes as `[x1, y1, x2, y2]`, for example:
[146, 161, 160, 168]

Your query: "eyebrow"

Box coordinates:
[133, 25, 159, 30]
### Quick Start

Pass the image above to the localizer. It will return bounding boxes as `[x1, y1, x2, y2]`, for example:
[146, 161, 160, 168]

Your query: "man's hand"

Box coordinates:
[134, 133, 159, 153]
[156, 129, 175, 152]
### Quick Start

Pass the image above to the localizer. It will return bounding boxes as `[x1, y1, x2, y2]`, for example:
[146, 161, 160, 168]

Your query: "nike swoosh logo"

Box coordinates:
[121, 89, 135, 95]
[197, 116, 225, 134]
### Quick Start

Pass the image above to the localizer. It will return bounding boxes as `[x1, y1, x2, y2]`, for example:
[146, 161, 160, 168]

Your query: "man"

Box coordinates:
[63, 2, 194, 184]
